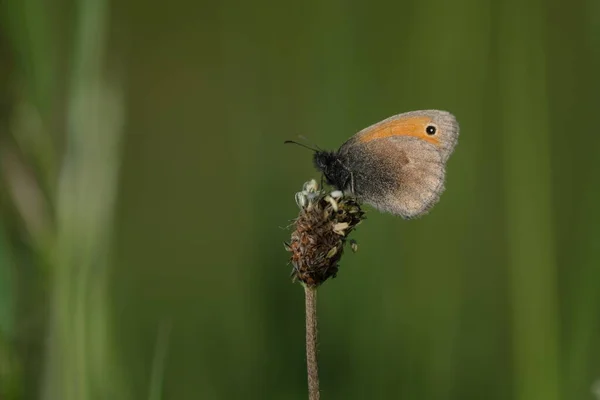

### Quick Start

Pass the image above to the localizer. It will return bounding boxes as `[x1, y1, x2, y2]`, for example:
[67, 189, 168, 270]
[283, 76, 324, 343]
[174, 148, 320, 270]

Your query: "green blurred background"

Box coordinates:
[1, 0, 600, 399]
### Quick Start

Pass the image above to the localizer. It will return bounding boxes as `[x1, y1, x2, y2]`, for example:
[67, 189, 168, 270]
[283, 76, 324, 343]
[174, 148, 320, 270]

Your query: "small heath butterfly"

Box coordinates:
[307, 110, 459, 219]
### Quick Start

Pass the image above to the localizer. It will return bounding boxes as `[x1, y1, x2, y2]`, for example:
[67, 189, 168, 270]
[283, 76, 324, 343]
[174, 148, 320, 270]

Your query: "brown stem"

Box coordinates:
[304, 285, 320, 400]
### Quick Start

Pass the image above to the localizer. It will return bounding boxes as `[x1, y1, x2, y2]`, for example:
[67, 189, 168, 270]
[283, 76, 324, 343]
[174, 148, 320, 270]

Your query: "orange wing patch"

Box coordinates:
[356, 116, 440, 146]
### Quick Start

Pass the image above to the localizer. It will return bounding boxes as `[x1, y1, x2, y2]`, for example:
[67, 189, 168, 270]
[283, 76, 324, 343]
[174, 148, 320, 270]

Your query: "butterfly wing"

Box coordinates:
[343, 110, 459, 162]
[341, 136, 446, 219]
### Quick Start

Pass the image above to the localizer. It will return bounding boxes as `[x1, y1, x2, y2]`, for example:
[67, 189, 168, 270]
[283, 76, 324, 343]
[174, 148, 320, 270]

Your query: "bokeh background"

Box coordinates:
[1, 0, 600, 399]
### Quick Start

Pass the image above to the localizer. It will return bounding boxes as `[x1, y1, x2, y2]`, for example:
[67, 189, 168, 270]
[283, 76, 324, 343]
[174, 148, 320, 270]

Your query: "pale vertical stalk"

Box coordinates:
[41, 0, 127, 398]
[497, 1, 560, 399]
[148, 321, 172, 400]
[304, 286, 320, 400]
[288, 182, 364, 400]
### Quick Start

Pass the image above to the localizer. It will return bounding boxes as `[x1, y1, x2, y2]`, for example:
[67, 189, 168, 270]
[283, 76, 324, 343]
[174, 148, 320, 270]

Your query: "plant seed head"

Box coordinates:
[285, 179, 365, 287]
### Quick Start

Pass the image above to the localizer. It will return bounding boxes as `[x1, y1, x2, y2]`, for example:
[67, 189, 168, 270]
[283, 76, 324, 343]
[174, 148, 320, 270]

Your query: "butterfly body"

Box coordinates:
[313, 110, 459, 219]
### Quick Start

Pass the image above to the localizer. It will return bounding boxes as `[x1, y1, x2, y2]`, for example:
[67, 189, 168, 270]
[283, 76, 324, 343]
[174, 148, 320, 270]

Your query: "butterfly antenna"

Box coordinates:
[297, 135, 322, 151]
[283, 140, 319, 152]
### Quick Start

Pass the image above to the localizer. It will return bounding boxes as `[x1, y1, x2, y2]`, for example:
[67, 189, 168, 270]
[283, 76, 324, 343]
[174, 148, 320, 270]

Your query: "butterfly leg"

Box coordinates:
[334, 158, 355, 194]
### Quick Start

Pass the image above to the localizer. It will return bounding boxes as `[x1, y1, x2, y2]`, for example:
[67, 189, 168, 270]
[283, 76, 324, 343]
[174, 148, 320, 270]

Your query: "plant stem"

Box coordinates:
[304, 285, 320, 400]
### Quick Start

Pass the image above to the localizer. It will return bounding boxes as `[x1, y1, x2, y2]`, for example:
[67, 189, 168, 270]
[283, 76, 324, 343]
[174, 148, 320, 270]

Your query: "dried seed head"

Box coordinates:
[286, 179, 366, 287]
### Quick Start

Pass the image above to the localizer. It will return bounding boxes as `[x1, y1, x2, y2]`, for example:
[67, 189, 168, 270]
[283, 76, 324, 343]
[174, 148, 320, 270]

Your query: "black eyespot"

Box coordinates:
[426, 125, 437, 135]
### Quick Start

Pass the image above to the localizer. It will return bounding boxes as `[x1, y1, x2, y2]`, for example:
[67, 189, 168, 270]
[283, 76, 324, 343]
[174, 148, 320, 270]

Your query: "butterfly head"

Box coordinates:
[313, 150, 351, 191]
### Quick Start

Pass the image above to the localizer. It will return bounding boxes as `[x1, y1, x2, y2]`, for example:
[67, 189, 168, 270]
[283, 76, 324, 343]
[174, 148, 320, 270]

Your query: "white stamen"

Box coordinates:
[325, 195, 338, 211]
[303, 179, 319, 194]
[295, 192, 307, 208]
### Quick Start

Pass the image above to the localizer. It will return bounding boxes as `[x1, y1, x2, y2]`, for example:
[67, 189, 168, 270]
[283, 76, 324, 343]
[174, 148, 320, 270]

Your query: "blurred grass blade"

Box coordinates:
[498, 1, 560, 399]
[0, 226, 15, 339]
[148, 320, 172, 400]
[1, 0, 59, 116]
[40, 0, 129, 398]
[0, 225, 21, 400]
